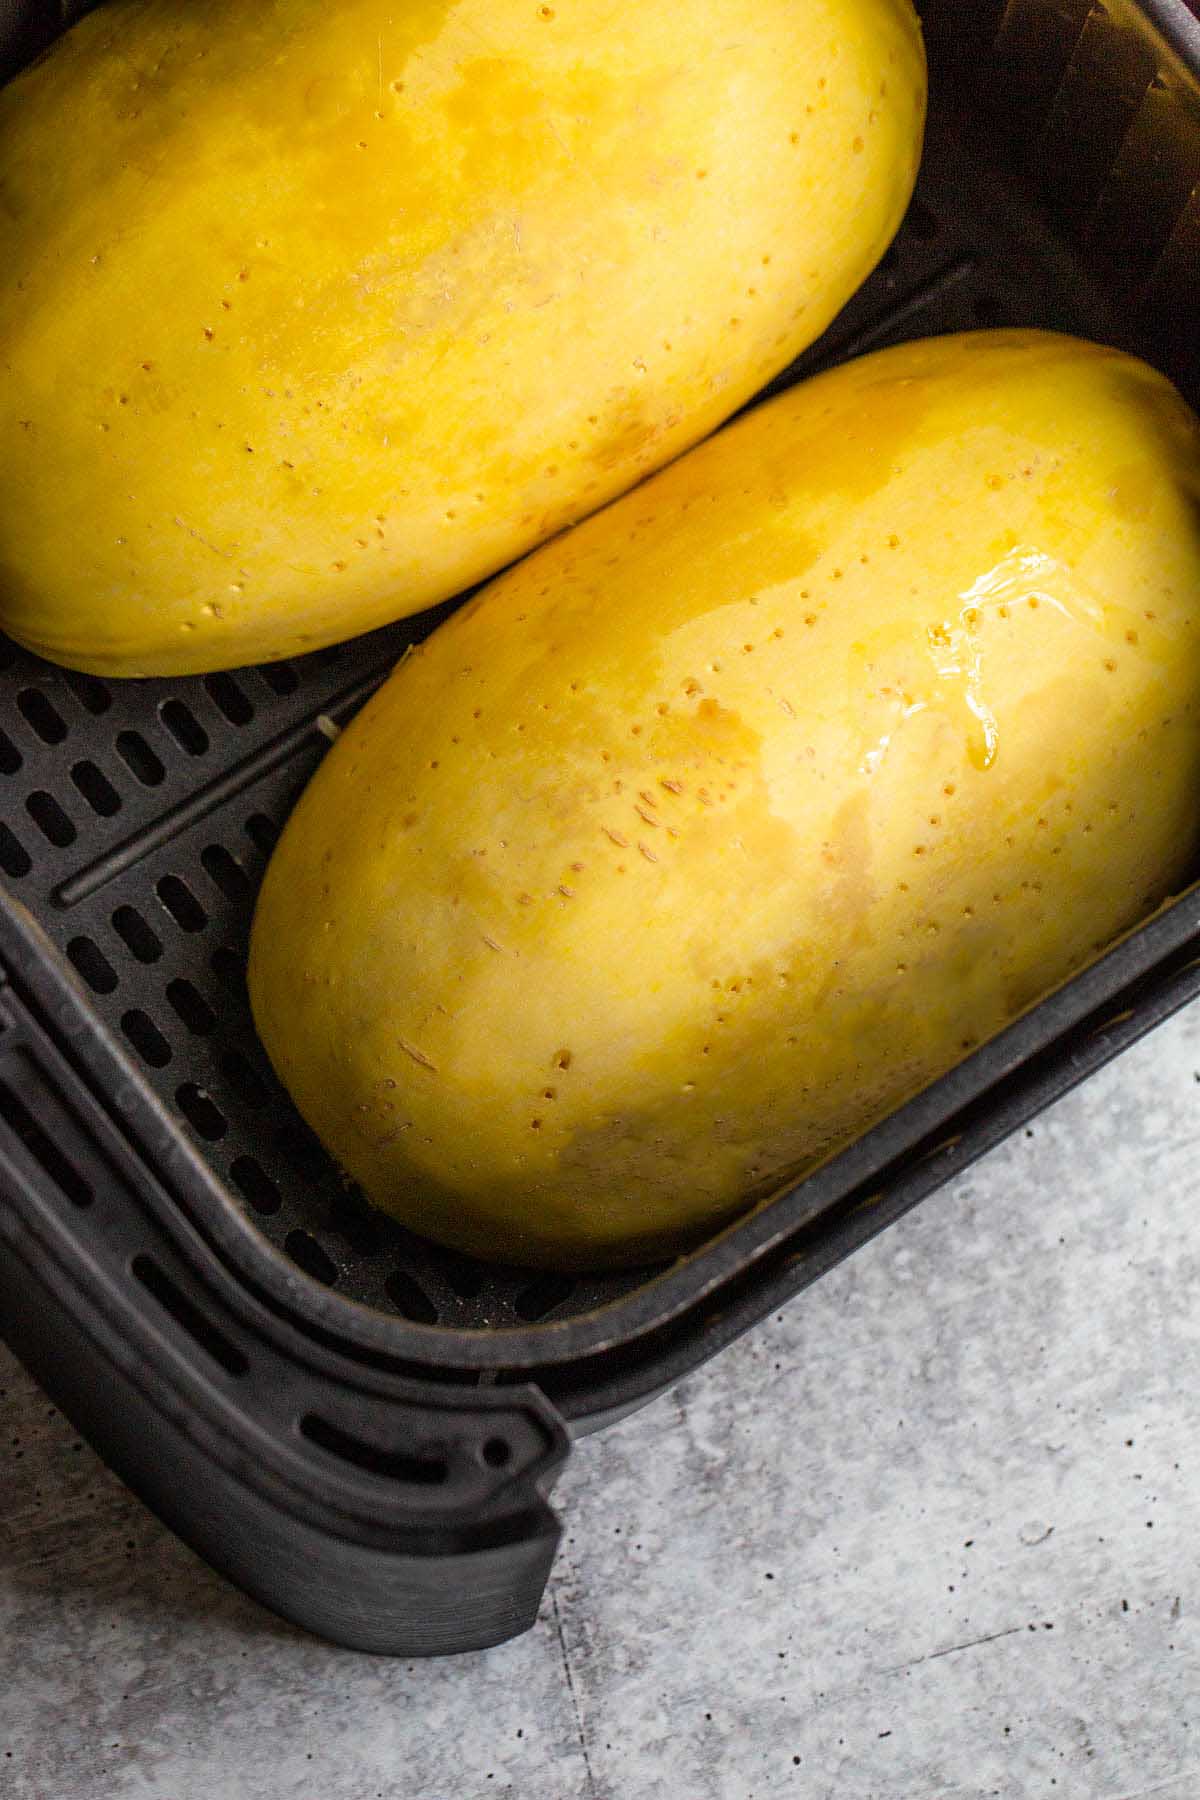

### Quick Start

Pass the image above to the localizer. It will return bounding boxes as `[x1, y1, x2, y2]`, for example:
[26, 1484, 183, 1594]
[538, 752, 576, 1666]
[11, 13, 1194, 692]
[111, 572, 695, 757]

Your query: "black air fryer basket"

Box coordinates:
[2, 0, 1199, 1656]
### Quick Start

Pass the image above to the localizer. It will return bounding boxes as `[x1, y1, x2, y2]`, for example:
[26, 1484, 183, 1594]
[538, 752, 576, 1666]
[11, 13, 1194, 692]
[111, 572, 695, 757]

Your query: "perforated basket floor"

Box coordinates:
[1, 37, 1193, 1331]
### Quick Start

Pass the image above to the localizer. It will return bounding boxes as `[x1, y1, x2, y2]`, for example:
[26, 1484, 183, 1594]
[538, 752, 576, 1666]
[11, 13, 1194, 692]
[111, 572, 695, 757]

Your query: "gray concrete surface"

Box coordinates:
[4, 1000, 1200, 1800]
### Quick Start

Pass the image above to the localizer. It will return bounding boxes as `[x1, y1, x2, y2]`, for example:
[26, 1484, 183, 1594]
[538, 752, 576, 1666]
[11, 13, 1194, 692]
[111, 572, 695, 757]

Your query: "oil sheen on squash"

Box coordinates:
[0, 0, 924, 674]
[249, 330, 1200, 1270]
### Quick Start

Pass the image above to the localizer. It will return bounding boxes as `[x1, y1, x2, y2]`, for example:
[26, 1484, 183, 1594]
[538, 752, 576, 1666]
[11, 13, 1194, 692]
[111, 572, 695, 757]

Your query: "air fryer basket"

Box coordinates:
[2, 0, 1199, 1654]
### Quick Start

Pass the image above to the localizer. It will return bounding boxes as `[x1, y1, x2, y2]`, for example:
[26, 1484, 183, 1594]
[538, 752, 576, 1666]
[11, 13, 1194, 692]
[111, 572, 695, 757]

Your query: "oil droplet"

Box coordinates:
[860, 700, 928, 775]
[925, 612, 998, 772]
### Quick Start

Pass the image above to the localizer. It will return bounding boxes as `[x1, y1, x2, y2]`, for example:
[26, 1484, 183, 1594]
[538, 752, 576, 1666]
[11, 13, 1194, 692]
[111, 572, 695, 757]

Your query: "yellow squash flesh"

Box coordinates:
[0, 0, 924, 675]
[249, 331, 1200, 1270]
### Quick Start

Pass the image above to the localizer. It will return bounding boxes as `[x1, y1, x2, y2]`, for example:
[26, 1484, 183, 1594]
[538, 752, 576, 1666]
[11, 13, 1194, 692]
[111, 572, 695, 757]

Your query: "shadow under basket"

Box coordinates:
[2, 0, 1200, 1655]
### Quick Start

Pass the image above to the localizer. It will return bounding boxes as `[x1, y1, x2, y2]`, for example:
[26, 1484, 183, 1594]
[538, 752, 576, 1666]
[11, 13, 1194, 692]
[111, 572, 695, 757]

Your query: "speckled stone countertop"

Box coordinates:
[4, 1001, 1200, 1800]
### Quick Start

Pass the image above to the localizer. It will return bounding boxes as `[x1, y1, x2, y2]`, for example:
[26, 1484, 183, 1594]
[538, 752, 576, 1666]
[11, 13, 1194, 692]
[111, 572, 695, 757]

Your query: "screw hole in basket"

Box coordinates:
[481, 1436, 512, 1469]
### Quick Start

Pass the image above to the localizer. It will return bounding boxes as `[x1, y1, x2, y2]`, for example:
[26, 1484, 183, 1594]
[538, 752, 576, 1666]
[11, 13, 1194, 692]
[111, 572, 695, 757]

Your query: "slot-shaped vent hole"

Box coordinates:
[201, 843, 252, 900]
[204, 672, 254, 725]
[258, 661, 299, 695]
[273, 1120, 331, 1179]
[112, 904, 162, 963]
[157, 874, 207, 932]
[300, 1413, 448, 1485]
[229, 1154, 282, 1215]
[906, 198, 941, 240]
[159, 699, 209, 756]
[384, 1269, 440, 1325]
[0, 825, 31, 877]
[0, 728, 22, 776]
[209, 945, 245, 993]
[67, 936, 118, 995]
[176, 1082, 227, 1141]
[115, 730, 165, 787]
[0, 1066, 93, 1208]
[121, 1009, 172, 1068]
[131, 1254, 248, 1376]
[26, 791, 76, 848]
[430, 1247, 487, 1300]
[70, 759, 122, 817]
[513, 1273, 576, 1322]
[285, 1229, 338, 1286]
[165, 978, 216, 1035]
[61, 670, 112, 716]
[220, 1048, 270, 1108]
[244, 812, 278, 855]
[17, 687, 68, 745]
[326, 1186, 385, 1254]
[973, 292, 1010, 325]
